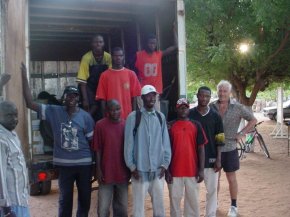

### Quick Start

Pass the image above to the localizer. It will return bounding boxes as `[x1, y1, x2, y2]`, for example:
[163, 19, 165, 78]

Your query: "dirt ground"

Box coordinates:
[29, 113, 290, 217]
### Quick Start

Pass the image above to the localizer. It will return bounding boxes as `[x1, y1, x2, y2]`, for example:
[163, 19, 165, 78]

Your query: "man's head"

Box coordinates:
[106, 99, 121, 122]
[0, 101, 18, 131]
[217, 80, 232, 103]
[176, 98, 190, 119]
[112, 47, 124, 69]
[62, 86, 79, 108]
[146, 34, 158, 53]
[141, 85, 157, 110]
[197, 86, 211, 107]
[91, 34, 105, 52]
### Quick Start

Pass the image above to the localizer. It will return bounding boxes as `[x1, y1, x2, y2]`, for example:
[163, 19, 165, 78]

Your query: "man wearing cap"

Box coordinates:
[166, 98, 207, 217]
[124, 85, 171, 217]
[21, 64, 95, 217]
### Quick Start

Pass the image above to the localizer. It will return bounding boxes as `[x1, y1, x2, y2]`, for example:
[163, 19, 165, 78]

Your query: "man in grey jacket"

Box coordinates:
[124, 85, 171, 217]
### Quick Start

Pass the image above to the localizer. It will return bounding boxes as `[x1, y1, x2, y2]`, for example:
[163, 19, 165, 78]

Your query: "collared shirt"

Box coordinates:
[124, 108, 171, 180]
[212, 100, 255, 152]
[0, 124, 29, 207]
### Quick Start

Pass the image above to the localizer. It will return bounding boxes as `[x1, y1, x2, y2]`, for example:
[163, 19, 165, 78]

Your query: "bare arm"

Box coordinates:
[100, 100, 106, 117]
[197, 145, 205, 183]
[132, 96, 138, 111]
[214, 146, 222, 172]
[21, 63, 39, 112]
[79, 82, 89, 112]
[96, 151, 103, 183]
[236, 117, 257, 141]
[162, 22, 178, 56]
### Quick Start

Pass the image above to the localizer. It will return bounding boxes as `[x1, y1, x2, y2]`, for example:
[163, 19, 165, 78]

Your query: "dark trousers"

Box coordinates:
[58, 165, 92, 217]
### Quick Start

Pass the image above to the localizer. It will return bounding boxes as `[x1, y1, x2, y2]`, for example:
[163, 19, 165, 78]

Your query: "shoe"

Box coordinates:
[227, 206, 238, 217]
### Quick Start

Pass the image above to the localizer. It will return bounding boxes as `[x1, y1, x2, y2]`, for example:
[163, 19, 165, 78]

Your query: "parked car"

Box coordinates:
[263, 100, 290, 121]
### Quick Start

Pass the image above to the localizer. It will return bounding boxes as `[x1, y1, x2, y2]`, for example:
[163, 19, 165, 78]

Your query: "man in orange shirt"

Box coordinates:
[96, 47, 141, 119]
[135, 31, 177, 109]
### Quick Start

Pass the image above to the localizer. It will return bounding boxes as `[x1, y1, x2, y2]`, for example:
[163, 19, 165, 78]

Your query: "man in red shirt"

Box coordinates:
[166, 98, 207, 217]
[93, 100, 130, 217]
[96, 47, 141, 119]
[135, 32, 177, 109]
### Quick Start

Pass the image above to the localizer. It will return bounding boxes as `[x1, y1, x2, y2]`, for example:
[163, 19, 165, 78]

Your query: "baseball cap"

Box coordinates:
[141, 85, 158, 95]
[63, 86, 79, 95]
[176, 98, 189, 108]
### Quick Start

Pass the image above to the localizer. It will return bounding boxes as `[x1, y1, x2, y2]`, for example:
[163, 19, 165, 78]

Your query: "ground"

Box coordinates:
[29, 113, 290, 217]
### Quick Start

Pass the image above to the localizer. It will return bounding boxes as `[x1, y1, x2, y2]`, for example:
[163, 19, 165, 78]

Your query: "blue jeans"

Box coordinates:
[98, 183, 128, 217]
[58, 165, 92, 217]
[0, 206, 30, 217]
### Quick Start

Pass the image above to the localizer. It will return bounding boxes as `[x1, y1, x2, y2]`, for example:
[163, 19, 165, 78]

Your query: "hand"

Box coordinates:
[0, 73, 11, 88]
[196, 170, 204, 183]
[236, 133, 244, 142]
[214, 159, 222, 173]
[82, 100, 89, 112]
[96, 169, 104, 184]
[165, 170, 173, 184]
[159, 166, 166, 179]
[131, 169, 140, 180]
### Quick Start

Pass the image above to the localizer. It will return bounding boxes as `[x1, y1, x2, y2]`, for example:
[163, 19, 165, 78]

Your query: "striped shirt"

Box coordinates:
[0, 124, 29, 207]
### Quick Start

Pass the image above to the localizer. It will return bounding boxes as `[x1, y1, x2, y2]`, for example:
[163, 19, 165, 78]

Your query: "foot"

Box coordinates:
[227, 206, 238, 217]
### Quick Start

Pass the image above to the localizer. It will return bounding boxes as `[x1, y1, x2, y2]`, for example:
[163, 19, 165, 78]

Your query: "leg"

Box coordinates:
[75, 165, 92, 217]
[112, 183, 129, 217]
[148, 177, 165, 217]
[226, 172, 238, 201]
[204, 168, 218, 217]
[58, 167, 75, 217]
[131, 177, 149, 217]
[168, 177, 184, 217]
[184, 177, 199, 217]
[98, 184, 114, 217]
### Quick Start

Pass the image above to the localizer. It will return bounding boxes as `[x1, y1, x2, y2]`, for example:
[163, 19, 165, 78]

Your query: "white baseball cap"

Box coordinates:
[141, 85, 158, 95]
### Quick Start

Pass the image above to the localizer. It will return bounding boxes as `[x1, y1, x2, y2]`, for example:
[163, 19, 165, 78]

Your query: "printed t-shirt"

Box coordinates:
[38, 105, 95, 166]
[169, 120, 208, 177]
[93, 118, 130, 184]
[189, 107, 224, 168]
[77, 51, 112, 83]
[135, 50, 163, 93]
[96, 67, 141, 119]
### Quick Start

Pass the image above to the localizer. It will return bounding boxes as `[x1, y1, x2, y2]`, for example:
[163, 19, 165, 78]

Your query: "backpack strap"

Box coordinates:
[133, 110, 163, 137]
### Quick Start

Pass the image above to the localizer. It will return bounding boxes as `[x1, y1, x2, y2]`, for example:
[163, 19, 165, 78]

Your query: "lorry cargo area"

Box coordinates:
[26, 0, 185, 195]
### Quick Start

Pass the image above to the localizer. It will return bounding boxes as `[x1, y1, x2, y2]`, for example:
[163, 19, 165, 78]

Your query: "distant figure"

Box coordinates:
[0, 101, 31, 217]
[77, 34, 112, 121]
[134, 28, 177, 109]
[189, 86, 225, 217]
[124, 85, 171, 217]
[166, 98, 207, 217]
[96, 47, 141, 119]
[93, 100, 130, 217]
[211, 80, 257, 217]
[22, 63, 95, 217]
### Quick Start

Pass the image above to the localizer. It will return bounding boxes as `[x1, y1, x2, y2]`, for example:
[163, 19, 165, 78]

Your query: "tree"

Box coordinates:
[185, 0, 290, 106]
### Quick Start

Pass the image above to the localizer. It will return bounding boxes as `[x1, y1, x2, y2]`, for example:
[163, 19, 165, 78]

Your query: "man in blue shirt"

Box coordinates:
[21, 64, 94, 217]
[124, 85, 171, 217]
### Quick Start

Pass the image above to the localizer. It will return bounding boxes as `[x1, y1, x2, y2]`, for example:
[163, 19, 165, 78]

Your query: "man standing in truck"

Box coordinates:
[21, 64, 95, 217]
[77, 34, 112, 121]
[134, 28, 177, 109]
[0, 101, 31, 217]
[96, 47, 141, 120]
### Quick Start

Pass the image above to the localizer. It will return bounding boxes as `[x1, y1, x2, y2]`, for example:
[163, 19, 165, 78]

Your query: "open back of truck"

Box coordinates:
[1, 0, 186, 195]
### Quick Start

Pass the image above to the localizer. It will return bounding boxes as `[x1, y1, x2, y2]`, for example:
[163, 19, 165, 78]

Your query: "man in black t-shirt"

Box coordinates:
[189, 86, 224, 217]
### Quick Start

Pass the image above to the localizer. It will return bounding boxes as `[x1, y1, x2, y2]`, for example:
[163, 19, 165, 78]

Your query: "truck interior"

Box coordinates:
[28, 0, 179, 194]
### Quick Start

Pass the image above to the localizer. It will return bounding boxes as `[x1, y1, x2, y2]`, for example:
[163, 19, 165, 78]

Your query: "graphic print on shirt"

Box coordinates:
[144, 63, 158, 77]
[61, 121, 79, 151]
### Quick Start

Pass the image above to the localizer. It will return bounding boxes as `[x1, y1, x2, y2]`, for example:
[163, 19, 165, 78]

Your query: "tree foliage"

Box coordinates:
[185, 0, 290, 105]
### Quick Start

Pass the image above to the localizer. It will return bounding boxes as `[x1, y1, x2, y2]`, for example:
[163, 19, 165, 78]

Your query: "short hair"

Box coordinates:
[0, 101, 16, 114]
[217, 80, 232, 92]
[91, 34, 104, 42]
[198, 86, 211, 94]
[112, 47, 123, 55]
[147, 34, 157, 42]
[106, 99, 120, 110]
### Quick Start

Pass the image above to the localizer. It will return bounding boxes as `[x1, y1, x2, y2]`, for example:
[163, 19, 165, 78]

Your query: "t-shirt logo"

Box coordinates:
[123, 82, 130, 90]
[144, 63, 158, 77]
[61, 122, 79, 151]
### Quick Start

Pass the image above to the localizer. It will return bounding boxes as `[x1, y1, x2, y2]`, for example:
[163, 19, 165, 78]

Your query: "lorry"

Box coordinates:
[0, 0, 187, 195]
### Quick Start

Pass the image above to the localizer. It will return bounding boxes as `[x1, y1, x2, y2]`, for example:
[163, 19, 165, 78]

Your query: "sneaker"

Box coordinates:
[227, 206, 238, 217]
